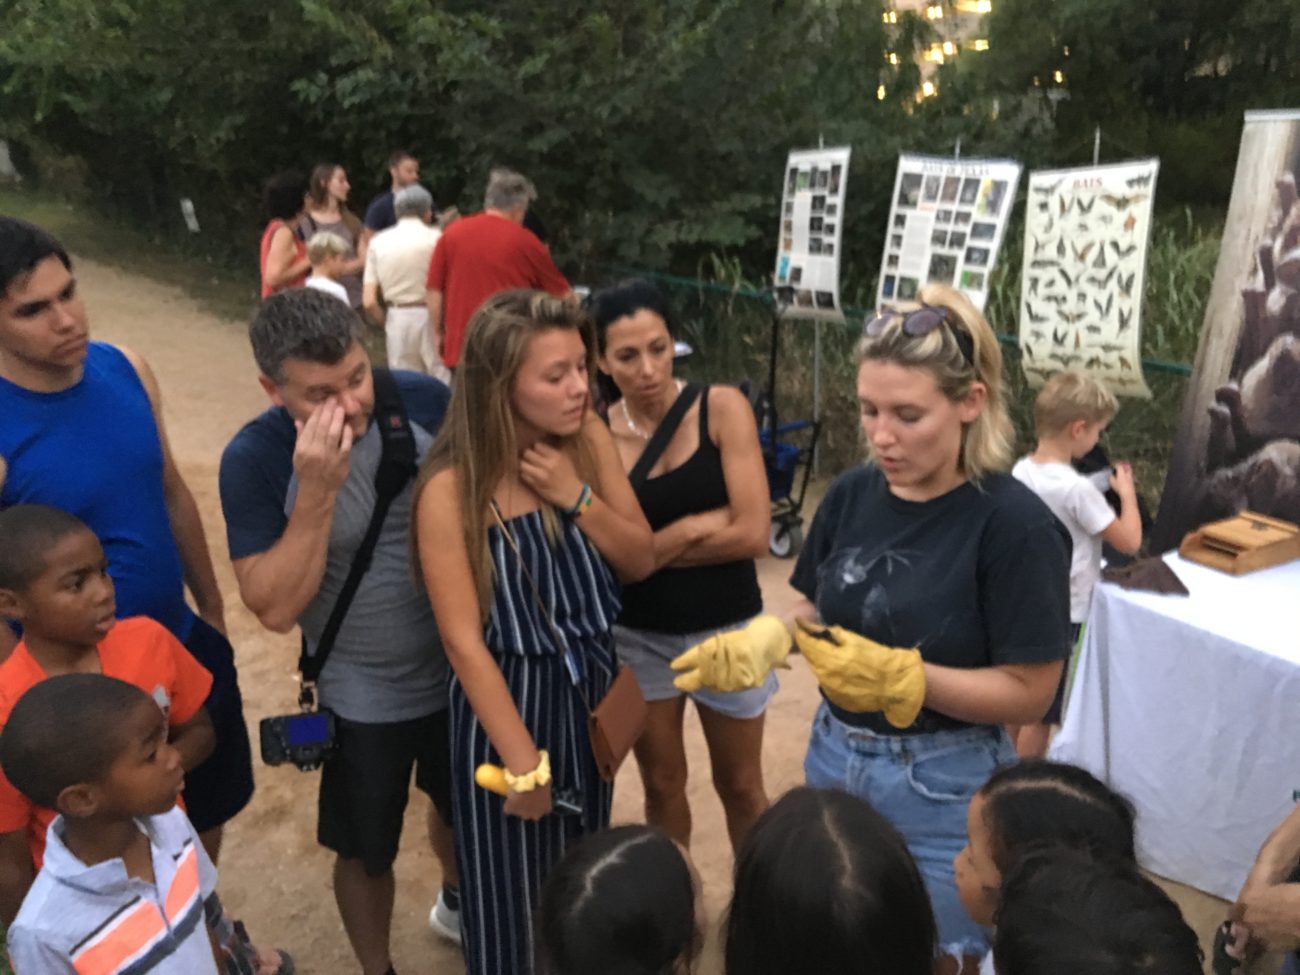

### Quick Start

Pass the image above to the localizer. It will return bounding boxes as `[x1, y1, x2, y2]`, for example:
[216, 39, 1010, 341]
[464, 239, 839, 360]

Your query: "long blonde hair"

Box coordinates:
[415, 290, 600, 614]
[855, 283, 1013, 481]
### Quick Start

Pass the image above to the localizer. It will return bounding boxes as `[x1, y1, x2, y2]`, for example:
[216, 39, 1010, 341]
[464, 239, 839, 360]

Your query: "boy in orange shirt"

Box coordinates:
[0, 504, 215, 918]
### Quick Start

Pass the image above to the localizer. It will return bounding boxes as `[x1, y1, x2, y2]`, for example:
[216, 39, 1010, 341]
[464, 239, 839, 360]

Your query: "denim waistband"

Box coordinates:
[818, 702, 1005, 758]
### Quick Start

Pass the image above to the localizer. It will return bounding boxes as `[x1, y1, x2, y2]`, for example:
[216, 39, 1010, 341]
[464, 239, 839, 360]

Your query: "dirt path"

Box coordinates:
[76, 257, 1228, 974]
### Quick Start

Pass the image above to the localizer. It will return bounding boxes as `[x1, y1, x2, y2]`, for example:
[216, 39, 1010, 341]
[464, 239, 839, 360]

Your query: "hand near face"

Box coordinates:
[293, 400, 353, 496]
[519, 442, 584, 510]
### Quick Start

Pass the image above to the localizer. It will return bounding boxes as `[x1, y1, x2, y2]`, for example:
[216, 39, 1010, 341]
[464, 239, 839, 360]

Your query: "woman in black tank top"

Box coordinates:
[589, 278, 774, 853]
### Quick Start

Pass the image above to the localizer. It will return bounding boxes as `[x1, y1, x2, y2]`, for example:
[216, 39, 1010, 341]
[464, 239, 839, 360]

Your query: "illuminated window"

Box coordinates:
[926, 5, 944, 18]
[881, 10, 898, 23]
[1053, 69, 1064, 83]
[921, 81, 936, 97]
[877, 84, 887, 100]
[888, 52, 900, 65]
[1032, 75, 1041, 86]
[972, 38, 990, 51]
[942, 41, 956, 55]
[1063, 45, 1070, 56]
[978, 0, 992, 11]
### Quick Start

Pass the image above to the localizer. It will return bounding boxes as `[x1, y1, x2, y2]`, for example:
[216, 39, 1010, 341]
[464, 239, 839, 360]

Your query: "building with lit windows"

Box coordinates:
[881, 0, 992, 100]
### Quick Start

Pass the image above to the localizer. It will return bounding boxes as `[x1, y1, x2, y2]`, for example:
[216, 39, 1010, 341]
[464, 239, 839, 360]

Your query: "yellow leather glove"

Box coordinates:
[670, 615, 792, 693]
[793, 619, 926, 729]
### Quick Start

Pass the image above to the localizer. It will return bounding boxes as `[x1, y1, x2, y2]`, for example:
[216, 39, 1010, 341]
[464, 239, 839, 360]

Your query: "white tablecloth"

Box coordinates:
[1050, 552, 1300, 901]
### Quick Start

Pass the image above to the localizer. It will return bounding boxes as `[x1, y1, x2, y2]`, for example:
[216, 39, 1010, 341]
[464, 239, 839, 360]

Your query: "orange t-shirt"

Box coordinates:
[0, 616, 213, 868]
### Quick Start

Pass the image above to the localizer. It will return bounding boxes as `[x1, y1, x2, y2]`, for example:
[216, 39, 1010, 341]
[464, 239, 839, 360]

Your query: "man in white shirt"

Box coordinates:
[362, 185, 448, 382]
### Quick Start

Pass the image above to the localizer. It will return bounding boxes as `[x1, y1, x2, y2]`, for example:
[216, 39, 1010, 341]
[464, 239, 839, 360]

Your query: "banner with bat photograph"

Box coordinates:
[1018, 160, 1159, 399]
[1152, 109, 1300, 551]
[875, 153, 1021, 313]
[774, 145, 852, 320]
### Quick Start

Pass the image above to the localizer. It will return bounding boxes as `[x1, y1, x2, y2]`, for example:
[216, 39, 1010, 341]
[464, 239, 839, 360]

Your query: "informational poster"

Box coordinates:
[876, 153, 1021, 313]
[774, 145, 851, 320]
[1018, 160, 1159, 399]
[1152, 109, 1300, 550]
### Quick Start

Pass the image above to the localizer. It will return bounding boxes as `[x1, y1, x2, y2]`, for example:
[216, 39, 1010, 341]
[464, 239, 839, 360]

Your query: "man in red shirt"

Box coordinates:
[425, 168, 572, 370]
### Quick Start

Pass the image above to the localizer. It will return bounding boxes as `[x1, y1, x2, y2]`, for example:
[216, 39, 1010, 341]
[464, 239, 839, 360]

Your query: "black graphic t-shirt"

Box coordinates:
[790, 465, 1071, 728]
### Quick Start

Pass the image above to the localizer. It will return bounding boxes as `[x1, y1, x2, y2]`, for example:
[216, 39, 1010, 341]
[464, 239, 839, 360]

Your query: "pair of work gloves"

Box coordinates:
[669, 615, 926, 729]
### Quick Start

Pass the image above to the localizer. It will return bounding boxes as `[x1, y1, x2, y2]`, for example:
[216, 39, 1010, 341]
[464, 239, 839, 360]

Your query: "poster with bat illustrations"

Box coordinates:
[876, 153, 1021, 313]
[774, 145, 852, 321]
[1018, 159, 1159, 398]
[1152, 110, 1300, 551]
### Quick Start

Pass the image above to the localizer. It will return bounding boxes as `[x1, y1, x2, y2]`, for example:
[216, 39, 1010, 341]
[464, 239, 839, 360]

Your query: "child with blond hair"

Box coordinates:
[1011, 371, 1142, 758]
[303, 231, 351, 304]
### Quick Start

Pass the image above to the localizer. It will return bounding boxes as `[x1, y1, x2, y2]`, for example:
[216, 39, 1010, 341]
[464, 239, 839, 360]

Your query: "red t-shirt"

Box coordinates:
[0, 616, 212, 868]
[425, 212, 570, 368]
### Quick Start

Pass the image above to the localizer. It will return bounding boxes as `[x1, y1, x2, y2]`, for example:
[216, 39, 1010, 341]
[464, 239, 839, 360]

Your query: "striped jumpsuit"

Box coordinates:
[451, 509, 620, 975]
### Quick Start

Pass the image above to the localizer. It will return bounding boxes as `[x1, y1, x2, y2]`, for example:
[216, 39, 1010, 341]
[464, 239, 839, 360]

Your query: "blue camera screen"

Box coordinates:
[286, 714, 330, 747]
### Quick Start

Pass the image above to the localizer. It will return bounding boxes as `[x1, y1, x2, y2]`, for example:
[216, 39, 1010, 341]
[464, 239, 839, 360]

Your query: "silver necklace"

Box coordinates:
[621, 380, 684, 440]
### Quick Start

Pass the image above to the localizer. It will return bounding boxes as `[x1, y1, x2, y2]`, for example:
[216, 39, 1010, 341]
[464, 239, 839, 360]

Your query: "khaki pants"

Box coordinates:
[385, 306, 450, 384]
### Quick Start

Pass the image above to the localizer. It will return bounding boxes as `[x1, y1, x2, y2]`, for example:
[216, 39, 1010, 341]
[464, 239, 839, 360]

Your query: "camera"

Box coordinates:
[259, 709, 337, 771]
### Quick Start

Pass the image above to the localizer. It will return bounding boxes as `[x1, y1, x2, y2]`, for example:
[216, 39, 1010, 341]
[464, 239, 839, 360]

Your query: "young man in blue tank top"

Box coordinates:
[0, 218, 254, 899]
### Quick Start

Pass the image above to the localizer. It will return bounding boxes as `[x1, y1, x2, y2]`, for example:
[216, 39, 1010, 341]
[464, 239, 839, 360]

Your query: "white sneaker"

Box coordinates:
[428, 889, 462, 946]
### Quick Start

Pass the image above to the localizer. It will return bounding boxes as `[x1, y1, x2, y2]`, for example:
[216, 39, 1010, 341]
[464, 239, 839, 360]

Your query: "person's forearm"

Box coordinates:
[670, 510, 768, 567]
[171, 719, 216, 772]
[446, 642, 540, 774]
[427, 292, 443, 336]
[266, 254, 311, 290]
[0, 843, 34, 926]
[651, 516, 709, 571]
[1256, 805, 1300, 883]
[238, 488, 337, 632]
[167, 480, 224, 622]
[574, 495, 655, 582]
[1113, 492, 1143, 554]
[363, 299, 385, 327]
[923, 661, 1063, 725]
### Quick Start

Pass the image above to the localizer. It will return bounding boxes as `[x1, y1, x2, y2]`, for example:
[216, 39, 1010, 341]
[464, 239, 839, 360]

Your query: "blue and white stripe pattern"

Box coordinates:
[451, 510, 621, 975]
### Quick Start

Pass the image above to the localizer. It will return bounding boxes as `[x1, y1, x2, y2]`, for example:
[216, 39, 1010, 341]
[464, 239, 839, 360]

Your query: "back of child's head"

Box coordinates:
[993, 847, 1202, 975]
[1033, 370, 1118, 437]
[536, 824, 699, 975]
[305, 230, 349, 265]
[725, 787, 936, 975]
[0, 504, 90, 595]
[0, 674, 149, 810]
[979, 759, 1135, 875]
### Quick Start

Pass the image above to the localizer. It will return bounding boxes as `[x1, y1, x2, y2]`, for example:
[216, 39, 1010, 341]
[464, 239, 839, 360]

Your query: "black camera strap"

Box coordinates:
[297, 367, 418, 709]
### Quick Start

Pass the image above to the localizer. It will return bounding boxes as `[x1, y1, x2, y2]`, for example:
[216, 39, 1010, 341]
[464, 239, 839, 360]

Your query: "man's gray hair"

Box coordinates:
[394, 184, 434, 219]
[484, 167, 536, 211]
[249, 288, 364, 384]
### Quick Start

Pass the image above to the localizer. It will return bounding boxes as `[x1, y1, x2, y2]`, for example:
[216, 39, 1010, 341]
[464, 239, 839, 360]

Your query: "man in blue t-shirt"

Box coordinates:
[0, 217, 254, 875]
[363, 150, 428, 237]
[219, 288, 459, 974]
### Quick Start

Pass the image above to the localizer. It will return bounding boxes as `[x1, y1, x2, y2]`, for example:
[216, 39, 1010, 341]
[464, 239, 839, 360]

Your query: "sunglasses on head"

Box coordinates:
[862, 304, 975, 367]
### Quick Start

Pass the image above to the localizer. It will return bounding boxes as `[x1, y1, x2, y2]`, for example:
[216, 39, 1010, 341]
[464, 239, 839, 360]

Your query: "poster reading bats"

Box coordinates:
[1018, 159, 1159, 398]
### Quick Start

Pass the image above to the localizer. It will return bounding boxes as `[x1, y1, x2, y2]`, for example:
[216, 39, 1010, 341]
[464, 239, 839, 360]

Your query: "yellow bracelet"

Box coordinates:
[503, 750, 552, 793]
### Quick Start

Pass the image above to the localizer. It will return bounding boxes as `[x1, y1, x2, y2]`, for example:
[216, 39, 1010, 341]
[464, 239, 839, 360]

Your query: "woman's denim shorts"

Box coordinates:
[804, 701, 1016, 959]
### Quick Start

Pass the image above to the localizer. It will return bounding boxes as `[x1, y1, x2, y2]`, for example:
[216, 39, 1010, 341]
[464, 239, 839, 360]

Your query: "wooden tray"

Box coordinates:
[1179, 511, 1300, 575]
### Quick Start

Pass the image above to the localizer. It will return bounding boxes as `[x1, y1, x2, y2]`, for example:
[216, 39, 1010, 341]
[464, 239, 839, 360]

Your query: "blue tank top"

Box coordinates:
[0, 343, 192, 639]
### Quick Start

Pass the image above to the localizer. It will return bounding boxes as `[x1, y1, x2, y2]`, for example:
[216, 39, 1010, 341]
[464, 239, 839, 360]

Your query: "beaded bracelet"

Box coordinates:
[504, 750, 552, 794]
[562, 483, 593, 518]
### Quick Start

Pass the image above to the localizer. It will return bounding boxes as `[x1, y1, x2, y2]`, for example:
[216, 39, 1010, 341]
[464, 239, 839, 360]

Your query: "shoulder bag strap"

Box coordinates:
[489, 502, 594, 712]
[297, 369, 418, 700]
[626, 384, 703, 491]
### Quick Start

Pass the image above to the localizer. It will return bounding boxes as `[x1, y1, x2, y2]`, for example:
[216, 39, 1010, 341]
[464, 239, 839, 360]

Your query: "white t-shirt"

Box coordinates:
[305, 275, 350, 304]
[1012, 457, 1116, 622]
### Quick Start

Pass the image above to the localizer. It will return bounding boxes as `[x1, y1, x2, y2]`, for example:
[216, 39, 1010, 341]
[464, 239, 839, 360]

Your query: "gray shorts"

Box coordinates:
[613, 621, 778, 721]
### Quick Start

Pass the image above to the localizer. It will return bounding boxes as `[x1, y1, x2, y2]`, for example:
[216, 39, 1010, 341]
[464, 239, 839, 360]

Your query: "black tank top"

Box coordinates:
[618, 387, 763, 633]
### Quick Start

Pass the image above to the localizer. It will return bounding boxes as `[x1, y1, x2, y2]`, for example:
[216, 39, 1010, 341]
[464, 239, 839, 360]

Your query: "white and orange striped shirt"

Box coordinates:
[8, 806, 218, 974]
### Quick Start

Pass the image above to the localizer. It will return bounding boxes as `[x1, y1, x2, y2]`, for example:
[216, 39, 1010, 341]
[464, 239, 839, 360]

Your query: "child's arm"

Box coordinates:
[0, 828, 34, 925]
[1100, 462, 1142, 554]
[170, 708, 216, 773]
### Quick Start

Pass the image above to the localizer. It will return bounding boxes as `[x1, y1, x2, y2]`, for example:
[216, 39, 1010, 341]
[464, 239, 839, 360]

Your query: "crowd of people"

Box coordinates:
[0, 155, 1295, 975]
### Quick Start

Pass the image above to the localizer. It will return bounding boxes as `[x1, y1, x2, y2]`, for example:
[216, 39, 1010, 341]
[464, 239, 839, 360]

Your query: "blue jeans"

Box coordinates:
[804, 702, 1016, 959]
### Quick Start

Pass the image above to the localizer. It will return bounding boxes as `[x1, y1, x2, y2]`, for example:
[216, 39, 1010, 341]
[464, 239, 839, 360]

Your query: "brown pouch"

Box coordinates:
[587, 665, 648, 781]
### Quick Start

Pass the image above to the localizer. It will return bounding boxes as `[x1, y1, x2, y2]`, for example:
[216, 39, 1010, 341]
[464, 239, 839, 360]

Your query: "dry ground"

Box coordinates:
[76, 257, 1245, 973]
